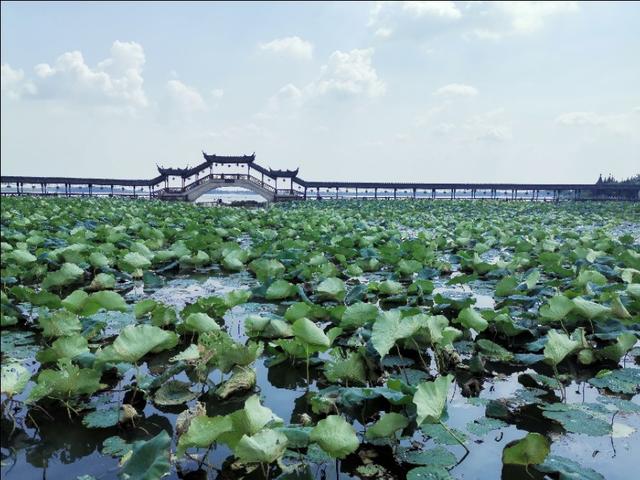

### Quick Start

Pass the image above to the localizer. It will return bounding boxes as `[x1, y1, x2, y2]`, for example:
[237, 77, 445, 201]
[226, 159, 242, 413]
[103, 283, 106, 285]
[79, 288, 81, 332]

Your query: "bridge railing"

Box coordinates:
[156, 173, 280, 196]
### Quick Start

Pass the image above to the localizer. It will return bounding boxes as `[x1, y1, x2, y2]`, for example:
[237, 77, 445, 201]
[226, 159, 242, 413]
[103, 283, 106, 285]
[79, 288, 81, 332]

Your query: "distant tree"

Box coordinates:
[596, 173, 640, 185]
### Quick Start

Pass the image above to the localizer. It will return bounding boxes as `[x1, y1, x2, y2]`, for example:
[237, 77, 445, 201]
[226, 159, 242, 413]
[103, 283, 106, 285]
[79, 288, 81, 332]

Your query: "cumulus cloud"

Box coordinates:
[1, 64, 36, 99]
[467, 1, 579, 40]
[434, 83, 478, 97]
[211, 88, 224, 99]
[31, 41, 148, 109]
[371, 1, 579, 42]
[166, 79, 206, 113]
[259, 36, 313, 60]
[368, 1, 462, 39]
[311, 48, 386, 99]
[401, 1, 462, 20]
[497, 1, 579, 34]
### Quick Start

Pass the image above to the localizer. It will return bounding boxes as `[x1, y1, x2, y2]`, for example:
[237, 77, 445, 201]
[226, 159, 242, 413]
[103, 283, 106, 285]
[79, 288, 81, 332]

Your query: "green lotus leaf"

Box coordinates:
[198, 330, 263, 373]
[541, 404, 611, 436]
[84, 291, 128, 313]
[42, 262, 85, 290]
[420, 423, 467, 445]
[576, 269, 607, 287]
[82, 407, 121, 428]
[588, 368, 640, 394]
[324, 351, 367, 385]
[316, 277, 346, 301]
[62, 290, 90, 313]
[215, 366, 256, 399]
[89, 251, 111, 269]
[599, 332, 637, 362]
[265, 279, 298, 300]
[37, 335, 89, 363]
[121, 430, 171, 480]
[89, 273, 116, 290]
[365, 412, 409, 440]
[10, 249, 37, 265]
[406, 465, 453, 480]
[39, 310, 83, 338]
[340, 302, 379, 329]
[371, 310, 422, 358]
[457, 307, 488, 332]
[234, 428, 288, 464]
[502, 432, 550, 466]
[1, 362, 31, 397]
[249, 258, 285, 282]
[378, 280, 404, 296]
[535, 454, 605, 480]
[572, 297, 610, 320]
[176, 414, 233, 457]
[544, 330, 580, 366]
[154, 380, 197, 406]
[134, 299, 159, 318]
[398, 446, 457, 467]
[179, 312, 220, 334]
[28, 359, 103, 402]
[169, 344, 200, 363]
[476, 339, 514, 361]
[309, 415, 359, 459]
[539, 295, 574, 322]
[95, 325, 179, 366]
[122, 252, 152, 270]
[466, 417, 507, 436]
[495, 275, 518, 297]
[413, 374, 454, 425]
[102, 436, 133, 457]
[292, 317, 330, 348]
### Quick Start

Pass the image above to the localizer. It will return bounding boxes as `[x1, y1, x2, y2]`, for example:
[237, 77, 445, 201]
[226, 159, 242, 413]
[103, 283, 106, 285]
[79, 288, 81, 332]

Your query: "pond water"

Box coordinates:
[3, 267, 638, 480]
[2, 199, 639, 480]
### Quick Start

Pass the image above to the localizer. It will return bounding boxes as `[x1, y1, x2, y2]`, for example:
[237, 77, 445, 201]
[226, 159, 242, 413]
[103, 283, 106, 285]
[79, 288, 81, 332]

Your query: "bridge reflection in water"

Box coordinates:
[2, 152, 638, 203]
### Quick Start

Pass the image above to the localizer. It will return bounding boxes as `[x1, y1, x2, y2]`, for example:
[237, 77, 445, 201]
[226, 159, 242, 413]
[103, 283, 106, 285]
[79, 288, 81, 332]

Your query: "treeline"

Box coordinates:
[598, 174, 640, 185]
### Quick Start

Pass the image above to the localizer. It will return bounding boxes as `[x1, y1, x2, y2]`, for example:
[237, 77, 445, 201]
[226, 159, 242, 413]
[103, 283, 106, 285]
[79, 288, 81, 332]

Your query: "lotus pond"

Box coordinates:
[1, 197, 640, 480]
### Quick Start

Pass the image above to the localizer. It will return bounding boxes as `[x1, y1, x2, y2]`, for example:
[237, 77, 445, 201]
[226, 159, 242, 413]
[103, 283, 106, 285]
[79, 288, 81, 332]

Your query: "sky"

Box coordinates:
[1, 1, 639, 183]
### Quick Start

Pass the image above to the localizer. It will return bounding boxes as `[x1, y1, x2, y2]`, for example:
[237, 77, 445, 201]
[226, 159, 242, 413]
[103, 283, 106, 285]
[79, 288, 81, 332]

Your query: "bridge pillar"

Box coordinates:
[394, 189, 397, 200]
[375, 188, 378, 199]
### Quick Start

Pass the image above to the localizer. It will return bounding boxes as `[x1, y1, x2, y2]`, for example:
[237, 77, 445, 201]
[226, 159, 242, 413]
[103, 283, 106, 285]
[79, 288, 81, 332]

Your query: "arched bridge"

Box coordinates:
[1, 152, 638, 202]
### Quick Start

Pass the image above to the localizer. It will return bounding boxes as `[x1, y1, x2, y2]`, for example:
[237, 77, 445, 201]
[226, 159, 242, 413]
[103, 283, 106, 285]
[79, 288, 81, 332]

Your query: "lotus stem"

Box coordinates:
[438, 420, 469, 454]
[395, 344, 410, 384]
[306, 345, 310, 386]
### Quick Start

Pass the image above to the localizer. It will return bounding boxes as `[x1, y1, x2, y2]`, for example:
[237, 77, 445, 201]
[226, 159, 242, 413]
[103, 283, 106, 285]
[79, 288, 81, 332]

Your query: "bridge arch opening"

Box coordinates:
[194, 186, 268, 205]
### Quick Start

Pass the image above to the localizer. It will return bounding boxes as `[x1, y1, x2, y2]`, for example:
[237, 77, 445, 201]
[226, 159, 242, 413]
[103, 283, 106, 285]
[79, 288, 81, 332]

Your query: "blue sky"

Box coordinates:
[2, 1, 638, 183]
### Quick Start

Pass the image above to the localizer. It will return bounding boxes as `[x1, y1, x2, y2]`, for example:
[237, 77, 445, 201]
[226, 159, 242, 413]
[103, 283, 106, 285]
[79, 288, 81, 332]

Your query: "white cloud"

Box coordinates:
[402, 1, 462, 20]
[556, 110, 639, 135]
[1, 64, 36, 99]
[475, 126, 512, 142]
[496, 1, 579, 34]
[468, 2, 579, 40]
[211, 88, 224, 99]
[268, 83, 304, 112]
[25, 41, 148, 110]
[166, 79, 206, 113]
[312, 48, 386, 99]
[375, 27, 393, 38]
[259, 36, 313, 60]
[434, 83, 478, 97]
[368, 1, 462, 39]
[556, 111, 603, 126]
